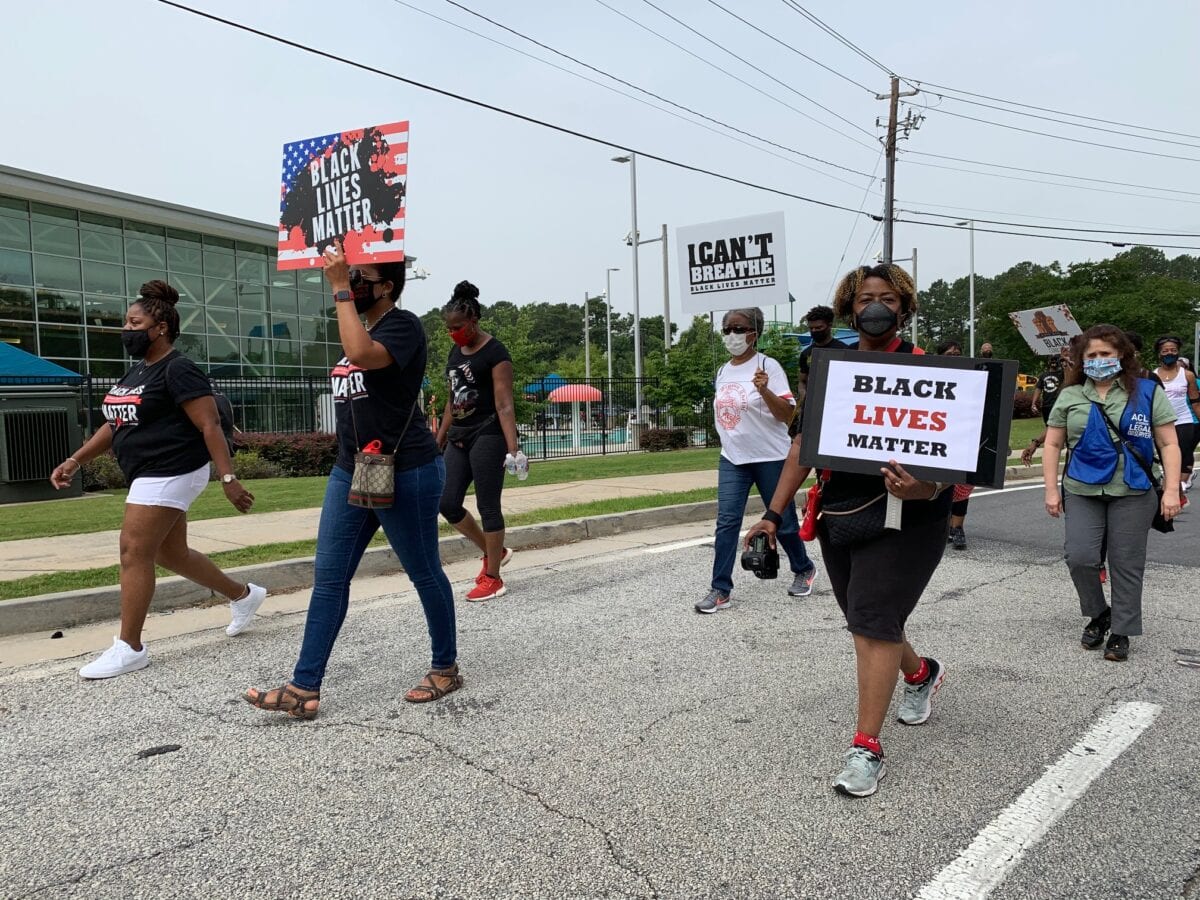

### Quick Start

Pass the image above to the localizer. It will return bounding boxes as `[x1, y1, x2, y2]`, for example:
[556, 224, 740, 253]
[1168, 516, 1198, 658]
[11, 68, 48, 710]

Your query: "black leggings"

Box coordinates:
[1176, 423, 1198, 474]
[439, 431, 508, 532]
[951, 497, 970, 517]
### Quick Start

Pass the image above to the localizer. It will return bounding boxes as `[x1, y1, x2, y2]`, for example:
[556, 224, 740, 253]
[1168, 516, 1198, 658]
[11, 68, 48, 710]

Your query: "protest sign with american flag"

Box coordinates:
[277, 120, 408, 271]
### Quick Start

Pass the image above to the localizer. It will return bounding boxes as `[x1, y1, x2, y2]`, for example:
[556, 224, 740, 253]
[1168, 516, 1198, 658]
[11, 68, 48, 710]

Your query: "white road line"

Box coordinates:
[914, 701, 1162, 900]
[644, 536, 717, 554]
[971, 482, 1045, 497]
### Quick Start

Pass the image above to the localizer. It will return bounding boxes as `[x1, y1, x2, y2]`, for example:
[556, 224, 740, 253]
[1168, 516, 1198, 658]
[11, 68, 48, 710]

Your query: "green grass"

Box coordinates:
[0, 448, 721, 543]
[0, 487, 720, 601]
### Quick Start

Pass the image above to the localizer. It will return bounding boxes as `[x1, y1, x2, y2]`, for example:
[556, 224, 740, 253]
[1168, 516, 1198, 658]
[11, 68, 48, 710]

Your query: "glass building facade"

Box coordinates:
[0, 166, 342, 379]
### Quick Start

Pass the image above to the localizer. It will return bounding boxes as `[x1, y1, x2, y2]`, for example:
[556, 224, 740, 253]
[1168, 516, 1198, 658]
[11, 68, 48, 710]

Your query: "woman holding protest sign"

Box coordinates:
[50, 281, 264, 679]
[696, 307, 817, 614]
[1042, 325, 1181, 662]
[245, 241, 458, 719]
[745, 264, 950, 798]
[436, 280, 524, 601]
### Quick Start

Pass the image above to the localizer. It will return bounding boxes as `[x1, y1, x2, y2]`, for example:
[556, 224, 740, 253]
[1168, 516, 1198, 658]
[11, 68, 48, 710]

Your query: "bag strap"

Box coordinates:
[1093, 401, 1160, 489]
[348, 385, 419, 455]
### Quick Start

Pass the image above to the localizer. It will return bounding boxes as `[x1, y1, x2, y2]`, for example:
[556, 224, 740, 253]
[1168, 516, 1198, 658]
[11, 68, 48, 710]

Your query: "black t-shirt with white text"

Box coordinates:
[332, 308, 437, 472]
[104, 350, 213, 482]
[446, 337, 512, 436]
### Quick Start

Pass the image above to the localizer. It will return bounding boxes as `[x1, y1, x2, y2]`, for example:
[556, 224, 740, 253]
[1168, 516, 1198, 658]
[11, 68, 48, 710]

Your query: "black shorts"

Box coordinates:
[817, 516, 949, 642]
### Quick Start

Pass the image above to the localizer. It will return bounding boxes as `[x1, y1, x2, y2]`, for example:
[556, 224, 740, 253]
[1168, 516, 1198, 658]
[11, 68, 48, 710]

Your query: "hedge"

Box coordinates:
[235, 432, 339, 477]
[639, 428, 690, 452]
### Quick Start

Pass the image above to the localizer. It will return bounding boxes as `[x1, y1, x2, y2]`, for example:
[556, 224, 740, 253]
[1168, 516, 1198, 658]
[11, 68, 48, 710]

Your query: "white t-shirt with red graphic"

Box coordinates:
[713, 353, 795, 465]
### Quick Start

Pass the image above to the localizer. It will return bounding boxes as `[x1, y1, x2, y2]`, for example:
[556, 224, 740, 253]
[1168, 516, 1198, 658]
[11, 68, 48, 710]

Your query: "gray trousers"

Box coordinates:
[1063, 490, 1157, 636]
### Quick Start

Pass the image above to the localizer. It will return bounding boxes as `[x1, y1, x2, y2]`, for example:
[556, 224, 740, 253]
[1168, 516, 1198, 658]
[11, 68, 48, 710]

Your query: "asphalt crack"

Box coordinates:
[320, 718, 660, 899]
[17, 822, 222, 897]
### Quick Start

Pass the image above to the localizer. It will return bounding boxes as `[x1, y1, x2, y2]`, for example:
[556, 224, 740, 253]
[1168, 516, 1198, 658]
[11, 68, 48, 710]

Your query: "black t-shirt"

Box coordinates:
[446, 337, 512, 435]
[103, 350, 213, 482]
[332, 308, 437, 472]
[799, 336, 850, 377]
[803, 339, 953, 525]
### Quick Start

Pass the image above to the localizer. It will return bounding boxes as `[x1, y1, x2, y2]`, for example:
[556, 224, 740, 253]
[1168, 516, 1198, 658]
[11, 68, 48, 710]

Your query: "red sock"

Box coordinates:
[852, 731, 882, 755]
[904, 657, 929, 685]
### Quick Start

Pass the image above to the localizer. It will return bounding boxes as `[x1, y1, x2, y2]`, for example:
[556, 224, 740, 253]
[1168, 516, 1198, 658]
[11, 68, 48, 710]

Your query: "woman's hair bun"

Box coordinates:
[452, 280, 479, 302]
[139, 279, 180, 307]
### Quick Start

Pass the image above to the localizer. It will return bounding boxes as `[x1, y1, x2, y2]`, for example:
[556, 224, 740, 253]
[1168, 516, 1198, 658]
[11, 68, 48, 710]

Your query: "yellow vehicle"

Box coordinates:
[1016, 374, 1037, 391]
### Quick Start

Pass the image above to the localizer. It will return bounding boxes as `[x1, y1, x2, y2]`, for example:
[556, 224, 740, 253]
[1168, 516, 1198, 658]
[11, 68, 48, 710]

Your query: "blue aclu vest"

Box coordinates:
[1066, 378, 1157, 490]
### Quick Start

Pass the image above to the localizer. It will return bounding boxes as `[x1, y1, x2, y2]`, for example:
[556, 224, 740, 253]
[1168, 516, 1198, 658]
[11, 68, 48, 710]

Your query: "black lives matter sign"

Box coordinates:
[675, 211, 790, 314]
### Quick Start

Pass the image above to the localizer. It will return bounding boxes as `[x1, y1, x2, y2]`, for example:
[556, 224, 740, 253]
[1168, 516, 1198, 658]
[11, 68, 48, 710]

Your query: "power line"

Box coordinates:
[895, 199, 1198, 232]
[700, 0, 874, 94]
[591, 0, 876, 153]
[828, 148, 886, 301]
[778, 0, 893, 77]
[904, 150, 1200, 198]
[900, 156, 1200, 207]
[920, 90, 1200, 151]
[916, 105, 1200, 163]
[431, 0, 876, 181]
[899, 209, 1200, 238]
[154, 0, 877, 219]
[894, 216, 1200, 251]
[630, 0, 879, 144]
[903, 78, 1200, 142]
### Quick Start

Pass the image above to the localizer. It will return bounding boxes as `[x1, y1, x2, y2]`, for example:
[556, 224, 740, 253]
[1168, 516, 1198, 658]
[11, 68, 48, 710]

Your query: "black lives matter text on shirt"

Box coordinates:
[331, 308, 438, 472]
[446, 337, 512, 435]
[103, 350, 214, 483]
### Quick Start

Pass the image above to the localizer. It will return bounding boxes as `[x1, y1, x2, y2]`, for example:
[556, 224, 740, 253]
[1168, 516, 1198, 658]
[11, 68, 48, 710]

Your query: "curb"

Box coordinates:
[0, 496, 760, 637]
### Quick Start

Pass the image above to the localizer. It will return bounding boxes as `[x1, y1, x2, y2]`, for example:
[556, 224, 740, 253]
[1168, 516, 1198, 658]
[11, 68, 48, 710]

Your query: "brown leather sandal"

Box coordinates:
[403, 665, 462, 704]
[243, 684, 321, 720]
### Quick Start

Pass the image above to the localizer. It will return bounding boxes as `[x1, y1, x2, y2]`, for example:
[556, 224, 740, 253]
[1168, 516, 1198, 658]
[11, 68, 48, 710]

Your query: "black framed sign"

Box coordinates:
[798, 349, 1018, 488]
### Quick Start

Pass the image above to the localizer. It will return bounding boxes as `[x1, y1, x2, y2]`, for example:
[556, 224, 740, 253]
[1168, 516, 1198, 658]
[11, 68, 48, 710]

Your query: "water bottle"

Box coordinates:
[505, 454, 518, 477]
[515, 452, 529, 481]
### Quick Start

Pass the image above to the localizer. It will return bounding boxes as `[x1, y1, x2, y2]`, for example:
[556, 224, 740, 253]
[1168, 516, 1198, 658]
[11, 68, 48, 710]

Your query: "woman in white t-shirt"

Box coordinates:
[696, 307, 816, 613]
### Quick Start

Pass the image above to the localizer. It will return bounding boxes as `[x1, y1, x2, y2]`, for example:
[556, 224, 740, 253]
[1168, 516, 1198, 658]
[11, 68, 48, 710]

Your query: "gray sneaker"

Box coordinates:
[694, 589, 730, 614]
[833, 746, 886, 797]
[788, 566, 818, 597]
[897, 657, 945, 725]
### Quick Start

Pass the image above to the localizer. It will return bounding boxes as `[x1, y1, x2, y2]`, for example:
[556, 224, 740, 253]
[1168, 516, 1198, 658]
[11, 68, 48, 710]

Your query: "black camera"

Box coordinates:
[740, 532, 779, 580]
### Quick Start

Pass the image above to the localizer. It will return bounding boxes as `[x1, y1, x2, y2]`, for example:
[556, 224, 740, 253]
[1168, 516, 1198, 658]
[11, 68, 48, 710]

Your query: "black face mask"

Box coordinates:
[121, 327, 157, 359]
[856, 301, 898, 338]
[352, 282, 380, 315]
[809, 327, 830, 344]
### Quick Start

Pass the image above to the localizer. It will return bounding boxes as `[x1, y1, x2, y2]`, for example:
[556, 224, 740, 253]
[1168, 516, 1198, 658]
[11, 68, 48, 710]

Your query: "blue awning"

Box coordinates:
[0, 343, 83, 382]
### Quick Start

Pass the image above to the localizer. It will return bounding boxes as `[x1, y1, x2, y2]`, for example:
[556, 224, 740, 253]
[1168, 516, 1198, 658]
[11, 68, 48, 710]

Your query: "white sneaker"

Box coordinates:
[226, 583, 267, 637]
[79, 637, 149, 679]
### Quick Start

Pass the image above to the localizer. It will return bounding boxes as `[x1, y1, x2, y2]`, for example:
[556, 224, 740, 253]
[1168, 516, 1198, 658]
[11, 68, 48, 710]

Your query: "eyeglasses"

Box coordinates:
[721, 325, 755, 335]
[348, 268, 383, 287]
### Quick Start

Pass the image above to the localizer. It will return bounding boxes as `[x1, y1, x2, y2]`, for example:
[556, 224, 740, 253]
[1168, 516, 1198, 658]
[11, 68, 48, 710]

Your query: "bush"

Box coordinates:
[639, 428, 690, 452]
[81, 453, 126, 492]
[216, 450, 285, 481]
[1012, 392, 1037, 419]
[236, 432, 338, 476]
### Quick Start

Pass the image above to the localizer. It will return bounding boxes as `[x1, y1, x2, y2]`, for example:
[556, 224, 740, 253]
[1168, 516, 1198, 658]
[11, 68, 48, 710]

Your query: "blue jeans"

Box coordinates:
[712, 455, 812, 595]
[293, 460, 457, 691]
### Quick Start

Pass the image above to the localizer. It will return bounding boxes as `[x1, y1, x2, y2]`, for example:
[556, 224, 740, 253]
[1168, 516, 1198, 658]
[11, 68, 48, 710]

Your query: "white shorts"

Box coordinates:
[125, 464, 211, 511]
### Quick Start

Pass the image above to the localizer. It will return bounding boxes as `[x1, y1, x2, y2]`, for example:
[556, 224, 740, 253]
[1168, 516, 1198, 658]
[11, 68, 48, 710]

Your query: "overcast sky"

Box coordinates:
[4, 0, 1198, 323]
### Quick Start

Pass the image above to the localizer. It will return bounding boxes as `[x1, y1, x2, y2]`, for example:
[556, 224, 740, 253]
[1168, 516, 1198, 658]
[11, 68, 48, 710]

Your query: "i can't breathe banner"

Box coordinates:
[277, 121, 408, 271]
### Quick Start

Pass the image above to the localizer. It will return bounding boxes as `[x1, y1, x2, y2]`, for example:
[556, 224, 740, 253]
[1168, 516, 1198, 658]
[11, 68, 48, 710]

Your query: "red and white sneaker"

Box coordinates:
[466, 574, 507, 601]
[1099, 565, 1108, 585]
[475, 547, 515, 583]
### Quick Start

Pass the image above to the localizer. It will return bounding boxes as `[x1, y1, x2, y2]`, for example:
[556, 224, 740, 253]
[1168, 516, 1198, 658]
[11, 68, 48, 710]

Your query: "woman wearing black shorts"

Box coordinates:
[436, 281, 524, 601]
[745, 264, 951, 798]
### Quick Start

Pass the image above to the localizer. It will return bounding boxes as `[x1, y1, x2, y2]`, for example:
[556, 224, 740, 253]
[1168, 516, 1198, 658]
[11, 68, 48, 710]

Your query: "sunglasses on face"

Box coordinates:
[348, 268, 383, 287]
[722, 325, 755, 335]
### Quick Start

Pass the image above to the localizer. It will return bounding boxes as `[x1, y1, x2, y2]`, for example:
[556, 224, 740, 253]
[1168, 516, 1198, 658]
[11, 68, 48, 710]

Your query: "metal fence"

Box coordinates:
[209, 375, 328, 435]
[516, 377, 717, 460]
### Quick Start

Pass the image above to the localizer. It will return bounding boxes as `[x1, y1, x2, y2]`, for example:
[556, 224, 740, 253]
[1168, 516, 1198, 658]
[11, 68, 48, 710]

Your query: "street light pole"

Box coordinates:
[582, 291, 591, 381]
[613, 152, 643, 423]
[957, 220, 976, 355]
[605, 267, 619, 380]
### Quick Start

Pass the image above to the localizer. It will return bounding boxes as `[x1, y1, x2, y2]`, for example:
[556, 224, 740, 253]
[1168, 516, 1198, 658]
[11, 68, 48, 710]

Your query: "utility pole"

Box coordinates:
[910, 246, 918, 343]
[875, 77, 921, 263]
[660, 223, 670, 359]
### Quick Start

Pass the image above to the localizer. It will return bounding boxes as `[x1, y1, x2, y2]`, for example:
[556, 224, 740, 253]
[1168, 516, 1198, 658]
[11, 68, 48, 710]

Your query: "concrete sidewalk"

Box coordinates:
[0, 470, 719, 581]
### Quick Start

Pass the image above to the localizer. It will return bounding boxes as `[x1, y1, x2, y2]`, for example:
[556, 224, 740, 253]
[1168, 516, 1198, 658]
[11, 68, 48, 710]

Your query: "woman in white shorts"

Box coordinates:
[50, 280, 266, 679]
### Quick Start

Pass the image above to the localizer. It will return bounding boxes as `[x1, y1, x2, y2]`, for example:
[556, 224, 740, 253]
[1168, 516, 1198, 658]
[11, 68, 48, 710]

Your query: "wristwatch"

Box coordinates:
[333, 289, 353, 303]
[221, 474, 238, 484]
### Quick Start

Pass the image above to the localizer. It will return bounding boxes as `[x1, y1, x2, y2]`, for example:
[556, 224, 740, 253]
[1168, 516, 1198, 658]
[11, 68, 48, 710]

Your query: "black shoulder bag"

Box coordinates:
[1093, 403, 1181, 534]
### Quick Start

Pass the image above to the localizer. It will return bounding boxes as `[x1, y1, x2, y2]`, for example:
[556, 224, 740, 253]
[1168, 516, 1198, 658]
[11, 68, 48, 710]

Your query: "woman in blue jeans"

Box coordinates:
[696, 307, 815, 613]
[245, 241, 458, 718]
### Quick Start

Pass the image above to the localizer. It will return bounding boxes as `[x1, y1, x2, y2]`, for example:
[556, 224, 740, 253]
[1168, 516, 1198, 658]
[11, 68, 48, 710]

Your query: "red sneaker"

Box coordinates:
[466, 574, 507, 602]
[1099, 565, 1108, 585]
[475, 547, 515, 584]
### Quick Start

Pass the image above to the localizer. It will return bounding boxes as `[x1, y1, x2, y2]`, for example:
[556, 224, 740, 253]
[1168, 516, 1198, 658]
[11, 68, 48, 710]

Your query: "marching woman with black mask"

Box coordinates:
[50, 281, 264, 680]
[245, 242, 459, 719]
[745, 264, 951, 798]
